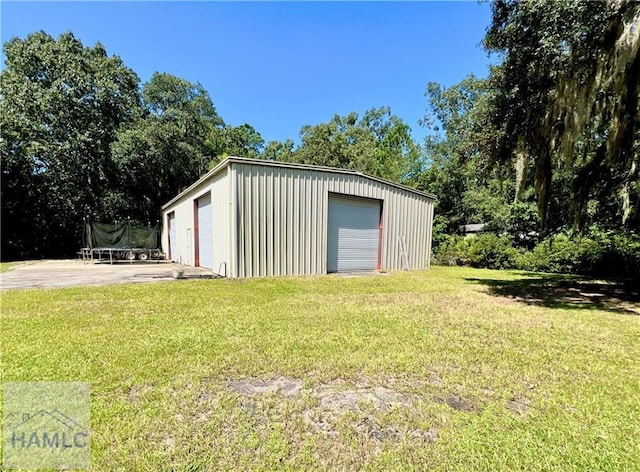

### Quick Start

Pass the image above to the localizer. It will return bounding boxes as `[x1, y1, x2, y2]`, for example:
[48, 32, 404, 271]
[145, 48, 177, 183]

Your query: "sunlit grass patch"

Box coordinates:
[0, 262, 19, 273]
[2, 267, 638, 470]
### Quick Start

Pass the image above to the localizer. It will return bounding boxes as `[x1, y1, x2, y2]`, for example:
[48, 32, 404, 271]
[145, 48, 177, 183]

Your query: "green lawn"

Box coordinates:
[1, 267, 639, 471]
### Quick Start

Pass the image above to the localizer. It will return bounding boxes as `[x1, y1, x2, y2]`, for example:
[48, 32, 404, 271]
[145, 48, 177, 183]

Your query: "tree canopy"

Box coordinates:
[483, 0, 640, 232]
[110, 72, 224, 222]
[263, 107, 421, 184]
[2, 4, 638, 272]
[0, 32, 264, 259]
[1, 31, 140, 258]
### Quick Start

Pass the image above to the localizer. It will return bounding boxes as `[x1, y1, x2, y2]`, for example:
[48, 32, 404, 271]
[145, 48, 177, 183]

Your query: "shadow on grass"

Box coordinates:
[465, 274, 640, 315]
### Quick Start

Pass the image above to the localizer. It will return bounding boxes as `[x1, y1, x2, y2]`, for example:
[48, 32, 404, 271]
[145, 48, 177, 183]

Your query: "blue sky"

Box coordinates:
[1, 1, 494, 145]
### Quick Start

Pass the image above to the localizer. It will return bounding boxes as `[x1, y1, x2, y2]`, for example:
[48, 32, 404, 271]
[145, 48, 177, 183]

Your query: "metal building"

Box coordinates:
[161, 157, 436, 278]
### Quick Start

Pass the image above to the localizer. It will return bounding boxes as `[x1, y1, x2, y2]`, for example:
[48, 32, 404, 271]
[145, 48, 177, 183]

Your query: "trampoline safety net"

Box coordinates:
[84, 221, 159, 250]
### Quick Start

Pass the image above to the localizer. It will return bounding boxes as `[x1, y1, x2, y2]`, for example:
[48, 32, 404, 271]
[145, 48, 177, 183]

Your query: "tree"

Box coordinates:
[219, 123, 265, 159]
[275, 107, 421, 183]
[1, 32, 269, 259]
[110, 73, 224, 221]
[142, 71, 223, 172]
[143, 72, 221, 127]
[483, 0, 640, 232]
[359, 107, 423, 182]
[262, 139, 296, 162]
[418, 76, 509, 234]
[0, 31, 141, 259]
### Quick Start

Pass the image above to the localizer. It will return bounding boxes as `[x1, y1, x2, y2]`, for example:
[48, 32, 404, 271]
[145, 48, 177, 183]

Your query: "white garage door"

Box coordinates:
[168, 213, 177, 262]
[197, 193, 213, 269]
[327, 194, 381, 273]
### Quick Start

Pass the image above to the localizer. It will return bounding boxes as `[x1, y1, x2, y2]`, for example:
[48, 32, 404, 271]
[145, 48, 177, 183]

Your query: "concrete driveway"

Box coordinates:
[0, 260, 216, 290]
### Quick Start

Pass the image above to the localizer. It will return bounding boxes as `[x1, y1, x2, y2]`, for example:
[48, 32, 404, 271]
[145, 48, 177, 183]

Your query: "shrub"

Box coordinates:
[521, 233, 600, 274]
[434, 234, 519, 269]
[466, 234, 519, 269]
[587, 228, 640, 278]
[433, 235, 472, 267]
[433, 228, 640, 278]
[520, 229, 640, 278]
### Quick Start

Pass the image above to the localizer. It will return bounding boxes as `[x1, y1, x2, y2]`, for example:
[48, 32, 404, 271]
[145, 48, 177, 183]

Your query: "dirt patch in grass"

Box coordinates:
[227, 377, 418, 412]
[226, 376, 434, 443]
[126, 383, 153, 403]
[444, 394, 477, 412]
[223, 375, 496, 446]
[227, 376, 303, 397]
[316, 386, 414, 412]
[354, 417, 438, 443]
[313, 379, 416, 413]
[506, 397, 531, 415]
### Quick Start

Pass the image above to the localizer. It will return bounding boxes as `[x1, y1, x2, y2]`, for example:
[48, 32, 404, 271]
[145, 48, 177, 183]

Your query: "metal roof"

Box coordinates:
[162, 156, 437, 209]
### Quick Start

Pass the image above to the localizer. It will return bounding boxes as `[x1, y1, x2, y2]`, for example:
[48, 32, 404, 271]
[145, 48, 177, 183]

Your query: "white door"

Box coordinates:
[197, 193, 213, 269]
[327, 194, 381, 272]
[168, 213, 177, 262]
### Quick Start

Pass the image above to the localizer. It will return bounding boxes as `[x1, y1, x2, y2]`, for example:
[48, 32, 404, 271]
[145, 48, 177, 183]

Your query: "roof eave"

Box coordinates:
[225, 156, 437, 200]
[161, 156, 437, 211]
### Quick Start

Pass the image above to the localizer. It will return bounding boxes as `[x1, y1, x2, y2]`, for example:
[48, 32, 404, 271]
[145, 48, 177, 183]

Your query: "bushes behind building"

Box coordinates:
[433, 228, 640, 278]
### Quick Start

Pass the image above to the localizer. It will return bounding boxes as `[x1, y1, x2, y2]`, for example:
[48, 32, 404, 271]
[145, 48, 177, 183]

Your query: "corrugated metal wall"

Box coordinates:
[233, 162, 434, 278]
[161, 167, 230, 273]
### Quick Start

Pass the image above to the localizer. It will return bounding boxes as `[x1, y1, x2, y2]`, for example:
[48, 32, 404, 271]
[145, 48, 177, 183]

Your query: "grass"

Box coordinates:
[0, 262, 19, 273]
[0, 260, 39, 274]
[1, 266, 639, 471]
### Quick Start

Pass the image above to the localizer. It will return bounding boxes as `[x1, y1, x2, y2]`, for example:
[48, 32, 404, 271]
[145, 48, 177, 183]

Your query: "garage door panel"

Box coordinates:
[328, 194, 380, 272]
[197, 193, 213, 269]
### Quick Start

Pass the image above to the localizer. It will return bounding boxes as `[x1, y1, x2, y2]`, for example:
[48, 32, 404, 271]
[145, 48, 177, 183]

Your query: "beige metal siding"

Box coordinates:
[161, 167, 230, 274]
[234, 163, 434, 278]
